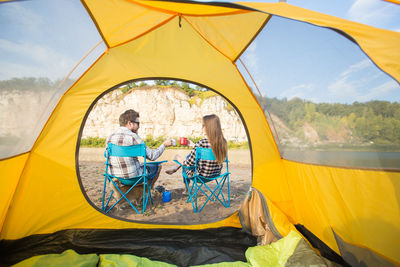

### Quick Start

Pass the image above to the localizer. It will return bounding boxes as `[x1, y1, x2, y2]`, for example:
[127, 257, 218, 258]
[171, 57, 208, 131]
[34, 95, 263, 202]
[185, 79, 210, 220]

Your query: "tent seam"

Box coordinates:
[111, 15, 178, 49]
[81, 0, 110, 48]
[233, 62, 282, 157]
[182, 16, 234, 62]
[233, 14, 271, 62]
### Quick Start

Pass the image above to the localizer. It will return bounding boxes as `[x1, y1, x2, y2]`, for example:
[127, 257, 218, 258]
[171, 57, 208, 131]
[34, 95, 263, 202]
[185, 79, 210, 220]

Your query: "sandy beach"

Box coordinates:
[79, 148, 252, 224]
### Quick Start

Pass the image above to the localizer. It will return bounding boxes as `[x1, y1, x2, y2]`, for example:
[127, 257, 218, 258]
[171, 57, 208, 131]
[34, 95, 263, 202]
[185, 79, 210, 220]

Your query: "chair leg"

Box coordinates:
[227, 176, 230, 207]
[185, 180, 197, 212]
[142, 180, 145, 214]
[140, 179, 154, 214]
[102, 175, 107, 211]
[105, 191, 113, 211]
[196, 176, 230, 212]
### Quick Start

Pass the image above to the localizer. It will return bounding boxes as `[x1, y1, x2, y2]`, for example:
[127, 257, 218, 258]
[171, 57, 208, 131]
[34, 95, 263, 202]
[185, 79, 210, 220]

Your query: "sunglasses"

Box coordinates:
[131, 121, 140, 126]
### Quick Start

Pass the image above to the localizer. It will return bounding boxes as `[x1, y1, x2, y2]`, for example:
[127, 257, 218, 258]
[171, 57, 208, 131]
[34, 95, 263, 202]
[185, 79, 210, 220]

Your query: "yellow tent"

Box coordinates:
[1, 0, 399, 266]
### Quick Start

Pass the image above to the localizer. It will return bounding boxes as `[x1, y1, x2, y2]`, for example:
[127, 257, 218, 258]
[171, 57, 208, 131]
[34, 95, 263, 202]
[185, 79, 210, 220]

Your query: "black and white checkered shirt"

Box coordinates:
[105, 127, 165, 178]
[183, 138, 223, 178]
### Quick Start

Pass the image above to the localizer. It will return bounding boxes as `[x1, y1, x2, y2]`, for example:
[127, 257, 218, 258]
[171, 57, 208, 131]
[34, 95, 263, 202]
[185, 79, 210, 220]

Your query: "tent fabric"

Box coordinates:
[83, 0, 270, 60]
[1, 8, 283, 240]
[0, 153, 29, 233]
[283, 160, 400, 264]
[1, 0, 400, 266]
[333, 230, 398, 267]
[83, 0, 400, 82]
[239, 188, 296, 245]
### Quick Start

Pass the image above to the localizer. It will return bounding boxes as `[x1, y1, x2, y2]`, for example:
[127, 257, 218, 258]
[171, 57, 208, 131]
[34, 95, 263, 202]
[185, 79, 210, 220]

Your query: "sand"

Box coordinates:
[79, 148, 252, 224]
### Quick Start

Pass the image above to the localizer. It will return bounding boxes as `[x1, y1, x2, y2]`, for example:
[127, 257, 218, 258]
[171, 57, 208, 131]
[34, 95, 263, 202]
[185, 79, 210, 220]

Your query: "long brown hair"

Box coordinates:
[203, 114, 227, 164]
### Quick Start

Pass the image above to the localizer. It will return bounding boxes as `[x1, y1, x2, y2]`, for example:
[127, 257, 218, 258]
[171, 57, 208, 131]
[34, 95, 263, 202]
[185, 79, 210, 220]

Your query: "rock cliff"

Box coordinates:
[82, 86, 247, 141]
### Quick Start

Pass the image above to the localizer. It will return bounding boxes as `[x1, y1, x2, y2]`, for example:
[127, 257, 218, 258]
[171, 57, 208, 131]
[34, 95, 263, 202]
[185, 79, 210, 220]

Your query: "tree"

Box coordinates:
[155, 80, 170, 86]
[180, 82, 195, 97]
[138, 81, 148, 87]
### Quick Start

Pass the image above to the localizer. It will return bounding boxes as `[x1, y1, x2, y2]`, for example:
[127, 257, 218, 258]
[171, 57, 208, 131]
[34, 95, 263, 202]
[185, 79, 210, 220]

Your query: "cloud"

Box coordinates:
[0, 60, 48, 80]
[0, 39, 75, 80]
[0, 2, 44, 37]
[348, 0, 399, 29]
[279, 83, 320, 102]
[243, 42, 258, 70]
[358, 80, 399, 101]
[326, 59, 400, 103]
[327, 76, 359, 102]
[340, 59, 370, 77]
[0, 3, 74, 80]
[327, 59, 370, 102]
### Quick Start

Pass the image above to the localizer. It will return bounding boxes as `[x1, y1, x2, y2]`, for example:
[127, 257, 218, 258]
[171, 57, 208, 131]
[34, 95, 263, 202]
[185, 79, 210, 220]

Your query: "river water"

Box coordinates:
[281, 150, 400, 170]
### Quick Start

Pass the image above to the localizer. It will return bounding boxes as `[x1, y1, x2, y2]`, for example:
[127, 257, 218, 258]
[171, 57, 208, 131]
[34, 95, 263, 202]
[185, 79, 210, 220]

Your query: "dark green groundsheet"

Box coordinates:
[0, 227, 256, 267]
[8, 230, 343, 267]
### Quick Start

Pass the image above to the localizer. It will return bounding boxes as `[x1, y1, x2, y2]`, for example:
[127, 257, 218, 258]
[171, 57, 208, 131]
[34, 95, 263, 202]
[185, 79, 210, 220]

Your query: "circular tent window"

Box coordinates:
[78, 79, 252, 223]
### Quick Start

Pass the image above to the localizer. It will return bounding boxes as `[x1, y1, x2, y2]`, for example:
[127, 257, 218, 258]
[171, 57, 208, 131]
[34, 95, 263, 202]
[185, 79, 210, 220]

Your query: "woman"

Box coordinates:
[166, 114, 228, 192]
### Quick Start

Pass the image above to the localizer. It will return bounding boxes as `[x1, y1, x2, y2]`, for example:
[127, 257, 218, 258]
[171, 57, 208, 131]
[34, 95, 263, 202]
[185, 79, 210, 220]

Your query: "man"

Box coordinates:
[106, 109, 172, 207]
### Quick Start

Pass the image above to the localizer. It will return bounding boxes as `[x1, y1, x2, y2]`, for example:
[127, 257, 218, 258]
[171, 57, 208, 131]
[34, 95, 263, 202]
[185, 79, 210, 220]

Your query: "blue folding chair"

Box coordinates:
[102, 143, 167, 214]
[174, 147, 230, 213]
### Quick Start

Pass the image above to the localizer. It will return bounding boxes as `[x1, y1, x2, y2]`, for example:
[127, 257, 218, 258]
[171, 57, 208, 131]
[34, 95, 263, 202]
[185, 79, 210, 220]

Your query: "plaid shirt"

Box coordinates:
[105, 127, 165, 178]
[183, 138, 223, 178]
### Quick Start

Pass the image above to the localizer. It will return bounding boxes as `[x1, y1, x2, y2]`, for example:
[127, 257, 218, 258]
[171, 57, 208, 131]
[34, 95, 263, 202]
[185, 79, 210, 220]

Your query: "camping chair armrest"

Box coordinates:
[147, 160, 168, 165]
[173, 160, 194, 169]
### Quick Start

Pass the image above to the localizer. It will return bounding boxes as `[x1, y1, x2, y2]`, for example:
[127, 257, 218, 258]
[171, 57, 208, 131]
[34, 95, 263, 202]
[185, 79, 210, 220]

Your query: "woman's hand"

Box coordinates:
[187, 139, 195, 148]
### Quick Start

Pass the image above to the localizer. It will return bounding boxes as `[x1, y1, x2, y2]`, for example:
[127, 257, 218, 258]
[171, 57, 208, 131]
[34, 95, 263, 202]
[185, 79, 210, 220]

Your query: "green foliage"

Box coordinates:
[228, 140, 249, 149]
[119, 85, 131, 94]
[119, 81, 138, 94]
[80, 137, 106, 147]
[138, 81, 148, 87]
[143, 135, 248, 149]
[143, 135, 165, 148]
[180, 82, 195, 97]
[263, 96, 400, 146]
[155, 80, 170, 86]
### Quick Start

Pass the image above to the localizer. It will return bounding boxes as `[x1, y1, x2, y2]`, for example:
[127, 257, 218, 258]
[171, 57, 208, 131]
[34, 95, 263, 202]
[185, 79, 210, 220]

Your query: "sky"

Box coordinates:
[0, 0, 399, 104]
[238, 13, 400, 103]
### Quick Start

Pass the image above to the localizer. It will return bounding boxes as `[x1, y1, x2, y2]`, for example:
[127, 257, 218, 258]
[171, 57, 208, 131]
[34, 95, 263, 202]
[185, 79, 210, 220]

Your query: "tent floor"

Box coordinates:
[0, 227, 256, 266]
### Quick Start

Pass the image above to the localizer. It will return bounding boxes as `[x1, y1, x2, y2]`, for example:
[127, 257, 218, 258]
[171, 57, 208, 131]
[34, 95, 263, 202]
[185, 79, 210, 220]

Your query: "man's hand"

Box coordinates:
[163, 139, 173, 147]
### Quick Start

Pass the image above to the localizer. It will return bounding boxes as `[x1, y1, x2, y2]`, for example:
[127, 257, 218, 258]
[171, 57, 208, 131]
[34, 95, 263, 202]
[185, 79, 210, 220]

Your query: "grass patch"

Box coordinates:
[81, 135, 249, 149]
[80, 137, 106, 147]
